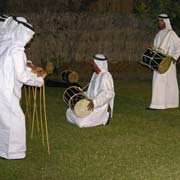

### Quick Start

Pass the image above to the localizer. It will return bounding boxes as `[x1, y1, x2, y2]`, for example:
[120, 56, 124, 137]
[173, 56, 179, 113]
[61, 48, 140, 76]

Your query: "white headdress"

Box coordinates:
[93, 54, 108, 72]
[12, 20, 34, 46]
[158, 14, 172, 30]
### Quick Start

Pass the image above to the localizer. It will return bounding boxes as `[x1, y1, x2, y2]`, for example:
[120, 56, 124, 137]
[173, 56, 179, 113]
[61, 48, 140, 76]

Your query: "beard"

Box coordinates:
[158, 22, 166, 30]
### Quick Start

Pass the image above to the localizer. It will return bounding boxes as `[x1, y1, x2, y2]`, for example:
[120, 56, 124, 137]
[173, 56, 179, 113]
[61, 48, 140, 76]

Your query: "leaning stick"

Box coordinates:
[31, 87, 40, 139]
[28, 86, 32, 124]
[42, 84, 50, 155]
[33, 87, 40, 133]
[39, 86, 45, 145]
[24, 86, 30, 121]
[31, 87, 36, 139]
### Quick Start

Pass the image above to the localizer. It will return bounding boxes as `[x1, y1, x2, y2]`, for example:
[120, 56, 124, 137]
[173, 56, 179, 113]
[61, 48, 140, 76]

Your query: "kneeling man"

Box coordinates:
[66, 54, 115, 128]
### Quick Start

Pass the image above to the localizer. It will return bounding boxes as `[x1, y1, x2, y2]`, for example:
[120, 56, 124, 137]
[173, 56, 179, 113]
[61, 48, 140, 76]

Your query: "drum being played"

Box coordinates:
[63, 86, 92, 118]
[140, 48, 171, 74]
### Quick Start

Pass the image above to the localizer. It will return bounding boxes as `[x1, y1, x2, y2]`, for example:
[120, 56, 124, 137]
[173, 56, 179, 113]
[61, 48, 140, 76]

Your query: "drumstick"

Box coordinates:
[42, 84, 51, 155]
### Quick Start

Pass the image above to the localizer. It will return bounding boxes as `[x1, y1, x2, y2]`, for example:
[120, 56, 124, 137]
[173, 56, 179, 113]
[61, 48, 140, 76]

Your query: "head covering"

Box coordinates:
[11, 20, 34, 47]
[0, 15, 9, 38]
[0, 16, 31, 56]
[16, 17, 27, 23]
[2, 16, 19, 40]
[1, 16, 29, 41]
[0, 14, 8, 23]
[0, 14, 8, 18]
[93, 54, 108, 72]
[158, 14, 172, 30]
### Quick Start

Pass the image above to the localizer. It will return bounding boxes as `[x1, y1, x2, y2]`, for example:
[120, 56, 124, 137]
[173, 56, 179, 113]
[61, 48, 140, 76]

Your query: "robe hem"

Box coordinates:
[0, 151, 26, 160]
[149, 104, 179, 109]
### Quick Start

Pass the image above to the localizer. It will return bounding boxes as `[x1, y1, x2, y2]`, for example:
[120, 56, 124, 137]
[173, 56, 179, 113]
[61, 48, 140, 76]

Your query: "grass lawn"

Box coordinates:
[1, 79, 180, 180]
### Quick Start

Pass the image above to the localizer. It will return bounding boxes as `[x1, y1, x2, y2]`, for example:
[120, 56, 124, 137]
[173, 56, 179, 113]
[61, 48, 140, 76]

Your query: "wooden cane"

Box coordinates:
[39, 86, 45, 145]
[42, 84, 51, 155]
[24, 86, 30, 121]
[31, 87, 40, 139]
[28, 86, 32, 124]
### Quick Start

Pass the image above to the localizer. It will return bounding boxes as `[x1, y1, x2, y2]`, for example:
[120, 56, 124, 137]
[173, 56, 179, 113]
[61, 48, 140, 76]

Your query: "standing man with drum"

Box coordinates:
[66, 54, 115, 128]
[147, 14, 180, 110]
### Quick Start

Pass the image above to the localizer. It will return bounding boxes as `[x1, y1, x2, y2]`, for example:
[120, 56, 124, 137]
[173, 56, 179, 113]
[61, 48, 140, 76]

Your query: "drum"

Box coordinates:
[63, 86, 92, 118]
[140, 48, 171, 74]
[61, 70, 79, 83]
[45, 62, 55, 74]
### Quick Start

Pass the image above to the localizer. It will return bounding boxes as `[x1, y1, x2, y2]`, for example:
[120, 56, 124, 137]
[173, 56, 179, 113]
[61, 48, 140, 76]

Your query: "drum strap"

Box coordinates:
[158, 29, 171, 49]
[82, 83, 89, 91]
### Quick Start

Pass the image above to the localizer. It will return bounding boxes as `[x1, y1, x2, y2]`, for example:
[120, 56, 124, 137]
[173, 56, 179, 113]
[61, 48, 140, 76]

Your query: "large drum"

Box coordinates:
[61, 70, 79, 83]
[140, 48, 171, 74]
[63, 86, 92, 118]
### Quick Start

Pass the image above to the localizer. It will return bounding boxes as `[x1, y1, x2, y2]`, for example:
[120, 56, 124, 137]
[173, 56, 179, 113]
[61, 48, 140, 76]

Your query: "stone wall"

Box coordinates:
[7, 12, 155, 66]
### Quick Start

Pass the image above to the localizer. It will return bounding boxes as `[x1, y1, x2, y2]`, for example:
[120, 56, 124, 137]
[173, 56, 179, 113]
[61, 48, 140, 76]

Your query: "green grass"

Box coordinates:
[1, 80, 180, 180]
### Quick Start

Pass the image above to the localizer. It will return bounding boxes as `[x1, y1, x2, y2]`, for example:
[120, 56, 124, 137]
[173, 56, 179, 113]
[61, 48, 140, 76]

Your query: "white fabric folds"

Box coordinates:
[149, 14, 180, 109]
[66, 54, 115, 128]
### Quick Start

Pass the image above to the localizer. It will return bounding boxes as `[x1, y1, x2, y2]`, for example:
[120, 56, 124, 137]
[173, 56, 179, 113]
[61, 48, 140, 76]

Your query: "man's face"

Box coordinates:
[90, 59, 100, 73]
[158, 19, 166, 30]
[90, 59, 96, 72]
[25, 37, 34, 48]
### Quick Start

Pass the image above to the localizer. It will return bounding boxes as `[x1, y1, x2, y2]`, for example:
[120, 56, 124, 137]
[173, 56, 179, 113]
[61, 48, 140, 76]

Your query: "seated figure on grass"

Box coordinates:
[66, 54, 115, 128]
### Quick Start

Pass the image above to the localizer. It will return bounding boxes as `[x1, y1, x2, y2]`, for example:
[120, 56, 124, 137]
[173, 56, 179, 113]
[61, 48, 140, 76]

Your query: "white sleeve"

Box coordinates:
[12, 51, 44, 87]
[93, 73, 115, 108]
[169, 32, 180, 60]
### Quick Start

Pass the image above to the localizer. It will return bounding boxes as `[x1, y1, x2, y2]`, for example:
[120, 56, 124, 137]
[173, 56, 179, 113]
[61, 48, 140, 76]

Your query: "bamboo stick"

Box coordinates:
[42, 85, 50, 155]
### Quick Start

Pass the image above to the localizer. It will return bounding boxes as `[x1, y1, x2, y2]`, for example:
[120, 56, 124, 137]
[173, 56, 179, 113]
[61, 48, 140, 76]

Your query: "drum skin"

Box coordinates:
[158, 56, 171, 74]
[74, 99, 92, 118]
[62, 70, 79, 83]
[45, 62, 55, 74]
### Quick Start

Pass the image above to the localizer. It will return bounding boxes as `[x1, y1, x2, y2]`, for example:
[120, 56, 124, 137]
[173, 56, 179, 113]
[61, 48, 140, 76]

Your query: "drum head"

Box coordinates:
[74, 99, 92, 118]
[158, 56, 171, 74]
[68, 71, 79, 83]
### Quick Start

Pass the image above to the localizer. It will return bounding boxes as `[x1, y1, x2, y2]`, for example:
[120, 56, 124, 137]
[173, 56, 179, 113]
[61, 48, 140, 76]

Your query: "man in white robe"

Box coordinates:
[66, 54, 115, 128]
[0, 19, 47, 159]
[148, 14, 180, 109]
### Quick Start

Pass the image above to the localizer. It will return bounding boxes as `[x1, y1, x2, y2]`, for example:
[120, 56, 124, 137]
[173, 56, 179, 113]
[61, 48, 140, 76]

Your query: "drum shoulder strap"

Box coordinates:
[158, 29, 171, 49]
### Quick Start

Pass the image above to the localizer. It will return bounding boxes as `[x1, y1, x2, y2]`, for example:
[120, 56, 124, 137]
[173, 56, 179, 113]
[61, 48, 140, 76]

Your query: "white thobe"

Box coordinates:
[0, 46, 44, 159]
[150, 29, 180, 109]
[66, 71, 115, 128]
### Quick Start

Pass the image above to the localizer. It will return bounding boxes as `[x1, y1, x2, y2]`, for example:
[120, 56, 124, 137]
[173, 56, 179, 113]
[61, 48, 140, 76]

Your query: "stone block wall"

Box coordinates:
[8, 12, 155, 66]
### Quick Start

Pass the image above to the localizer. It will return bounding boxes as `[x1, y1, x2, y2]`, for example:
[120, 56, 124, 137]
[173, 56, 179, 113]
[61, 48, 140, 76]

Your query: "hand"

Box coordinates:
[171, 57, 176, 64]
[143, 42, 152, 49]
[27, 63, 43, 74]
[27, 63, 35, 69]
[87, 99, 94, 111]
[39, 70, 47, 79]
[33, 66, 44, 74]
